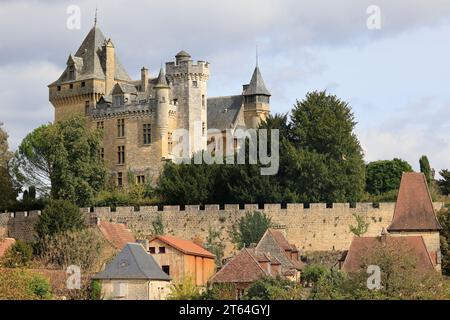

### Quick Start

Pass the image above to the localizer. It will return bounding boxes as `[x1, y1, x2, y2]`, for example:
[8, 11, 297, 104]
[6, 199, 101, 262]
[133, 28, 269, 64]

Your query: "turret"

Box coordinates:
[154, 68, 170, 158]
[243, 66, 271, 129]
[104, 38, 115, 95]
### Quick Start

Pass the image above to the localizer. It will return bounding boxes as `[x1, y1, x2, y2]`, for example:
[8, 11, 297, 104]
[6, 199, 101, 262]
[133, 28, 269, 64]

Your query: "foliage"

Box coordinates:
[14, 116, 107, 206]
[419, 155, 433, 185]
[438, 169, 450, 196]
[365, 158, 413, 195]
[90, 280, 102, 300]
[1, 240, 33, 268]
[34, 200, 86, 250]
[230, 211, 272, 249]
[0, 125, 19, 211]
[38, 228, 105, 271]
[438, 208, 450, 276]
[348, 213, 369, 237]
[91, 183, 158, 207]
[0, 269, 52, 300]
[202, 283, 236, 300]
[151, 213, 165, 235]
[204, 227, 226, 267]
[244, 276, 307, 300]
[167, 276, 202, 300]
[301, 264, 329, 287]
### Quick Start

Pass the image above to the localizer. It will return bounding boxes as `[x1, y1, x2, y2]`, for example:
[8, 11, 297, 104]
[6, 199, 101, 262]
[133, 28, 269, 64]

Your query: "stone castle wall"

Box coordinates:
[1, 202, 444, 256]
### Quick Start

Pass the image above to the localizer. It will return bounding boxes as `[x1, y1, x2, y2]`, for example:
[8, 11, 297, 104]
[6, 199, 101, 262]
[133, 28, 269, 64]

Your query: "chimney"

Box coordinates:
[141, 67, 148, 92]
[380, 228, 388, 246]
[104, 39, 115, 95]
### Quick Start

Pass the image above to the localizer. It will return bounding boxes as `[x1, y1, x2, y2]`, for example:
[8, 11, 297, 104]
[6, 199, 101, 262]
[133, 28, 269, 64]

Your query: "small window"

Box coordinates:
[118, 146, 125, 164]
[149, 247, 156, 254]
[202, 122, 206, 136]
[162, 265, 170, 275]
[117, 119, 125, 137]
[136, 175, 145, 185]
[113, 282, 127, 298]
[159, 247, 166, 254]
[97, 121, 104, 130]
[57, 86, 61, 91]
[81, 81, 86, 87]
[192, 80, 198, 88]
[202, 95, 206, 108]
[69, 83, 73, 89]
[168, 132, 173, 154]
[117, 172, 123, 187]
[143, 124, 151, 145]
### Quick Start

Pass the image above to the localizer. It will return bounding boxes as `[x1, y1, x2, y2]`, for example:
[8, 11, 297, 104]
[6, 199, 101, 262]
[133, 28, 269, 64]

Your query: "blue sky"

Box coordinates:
[0, 0, 449, 176]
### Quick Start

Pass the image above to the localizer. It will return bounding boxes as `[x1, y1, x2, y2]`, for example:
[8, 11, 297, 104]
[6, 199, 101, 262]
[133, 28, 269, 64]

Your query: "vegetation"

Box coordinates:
[204, 227, 226, 267]
[438, 207, 450, 276]
[365, 158, 412, 195]
[0, 125, 19, 211]
[438, 169, 450, 196]
[230, 211, 272, 249]
[244, 276, 306, 300]
[167, 276, 202, 300]
[0, 269, 52, 300]
[151, 213, 165, 235]
[202, 283, 236, 300]
[14, 116, 107, 206]
[90, 280, 103, 300]
[348, 213, 369, 237]
[1, 240, 33, 268]
[419, 155, 433, 185]
[301, 264, 329, 287]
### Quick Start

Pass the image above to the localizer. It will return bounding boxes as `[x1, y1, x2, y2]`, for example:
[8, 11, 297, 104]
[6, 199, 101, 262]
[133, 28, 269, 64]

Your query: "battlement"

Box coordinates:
[166, 60, 210, 77]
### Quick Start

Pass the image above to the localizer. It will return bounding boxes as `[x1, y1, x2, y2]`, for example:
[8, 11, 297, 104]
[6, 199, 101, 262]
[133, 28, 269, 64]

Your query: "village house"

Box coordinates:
[144, 235, 216, 286]
[93, 243, 171, 300]
[209, 228, 303, 298]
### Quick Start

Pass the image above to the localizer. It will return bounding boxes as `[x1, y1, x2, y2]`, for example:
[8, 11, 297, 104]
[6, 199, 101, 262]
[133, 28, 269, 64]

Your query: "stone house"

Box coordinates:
[93, 243, 171, 300]
[144, 235, 216, 286]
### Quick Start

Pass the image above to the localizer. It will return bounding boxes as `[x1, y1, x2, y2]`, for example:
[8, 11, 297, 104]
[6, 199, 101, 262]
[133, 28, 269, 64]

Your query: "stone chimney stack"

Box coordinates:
[141, 67, 149, 92]
[104, 39, 115, 95]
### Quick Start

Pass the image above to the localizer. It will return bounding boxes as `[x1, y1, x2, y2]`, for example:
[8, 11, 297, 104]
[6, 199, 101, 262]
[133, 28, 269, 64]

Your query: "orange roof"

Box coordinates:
[0, 238, 15, 258]
[98, 221, 135, 250]
[388, 172, 441, 231]
[150, 235, 215, 259]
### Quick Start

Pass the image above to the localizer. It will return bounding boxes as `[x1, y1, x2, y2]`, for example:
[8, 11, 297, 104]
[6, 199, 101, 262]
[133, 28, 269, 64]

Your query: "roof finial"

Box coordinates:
[94, 7, 98, 27]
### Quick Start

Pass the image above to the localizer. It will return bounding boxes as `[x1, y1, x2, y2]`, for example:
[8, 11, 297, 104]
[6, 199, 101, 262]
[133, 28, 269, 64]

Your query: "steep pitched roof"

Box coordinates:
[53, 25, 131, 84]
[388, 172, 442, 231]
[243, 66, 271, 96]
[93, 243, 171, 281]
[342, 235, 435, 273]
[153, 68, 170, 89]
[209, 249, 268, 284]
[150, 235, 215, 259]
[207, 95, 244, 130]
[98, 221, 136, 250]
[111, 82, 138, 95]
[0, 238, 15, 258]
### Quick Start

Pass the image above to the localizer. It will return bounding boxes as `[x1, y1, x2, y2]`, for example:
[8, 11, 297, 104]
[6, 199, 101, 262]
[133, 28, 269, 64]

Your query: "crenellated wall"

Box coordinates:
[1, 202, 444, 256]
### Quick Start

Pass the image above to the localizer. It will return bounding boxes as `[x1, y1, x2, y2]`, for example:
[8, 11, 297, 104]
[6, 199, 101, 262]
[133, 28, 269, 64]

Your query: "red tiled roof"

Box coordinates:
[268, 229, 293, 251]
[98, 221, 135, 250]
[0, 238, 15, 258]
[209, 249, 268, 284]
[151, 235, 215, 259]
[342, 235, 435, 273]
[388, 172, 442, 231]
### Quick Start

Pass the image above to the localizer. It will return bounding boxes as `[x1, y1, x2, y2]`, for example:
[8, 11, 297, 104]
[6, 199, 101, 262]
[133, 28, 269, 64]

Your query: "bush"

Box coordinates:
[301, 264, 329, 287]
[230, 211, 272, 249]
[202, 283, 236, 300]
[244, 276, 306, 300]
[90, 279, 102, 300]
[0, 269, 52, 300]
[167, 276, 202, 300]
[1, 240, 33, 268]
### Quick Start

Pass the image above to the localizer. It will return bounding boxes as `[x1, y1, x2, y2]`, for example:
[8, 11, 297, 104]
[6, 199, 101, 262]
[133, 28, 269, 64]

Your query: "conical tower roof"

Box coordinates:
[244, 66, 271, 96]
[154, 68, 170, 89]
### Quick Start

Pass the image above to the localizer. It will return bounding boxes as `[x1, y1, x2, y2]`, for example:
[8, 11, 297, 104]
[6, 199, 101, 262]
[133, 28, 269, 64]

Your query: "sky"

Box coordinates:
[0, 0, 449, 177]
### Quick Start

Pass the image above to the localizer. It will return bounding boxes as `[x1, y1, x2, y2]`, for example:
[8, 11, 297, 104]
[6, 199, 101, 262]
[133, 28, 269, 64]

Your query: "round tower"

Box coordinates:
[154, 68, 170, 158]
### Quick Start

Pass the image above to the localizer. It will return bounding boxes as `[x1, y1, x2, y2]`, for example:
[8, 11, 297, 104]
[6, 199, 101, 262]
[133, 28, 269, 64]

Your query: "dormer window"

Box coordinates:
[68, 65, 75, 81]
[113, 95, 124, 107]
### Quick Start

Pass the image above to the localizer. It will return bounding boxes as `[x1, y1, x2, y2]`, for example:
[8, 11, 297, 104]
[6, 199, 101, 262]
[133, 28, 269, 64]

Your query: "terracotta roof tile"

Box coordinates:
[388, 172, 442, 231]
[0, 238, 15, 258]
[342, 235, 435, 273]
[98, 221, 135, 250]
[151, 235, 215, 259]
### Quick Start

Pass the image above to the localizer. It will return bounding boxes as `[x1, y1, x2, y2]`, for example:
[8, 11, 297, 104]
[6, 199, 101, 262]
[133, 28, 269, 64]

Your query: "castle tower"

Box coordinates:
[166, 51, 210, 156]
[242, 66, 271, 129]
[48, 23, 132, 122]
[387, 172, 443, 271]
[154, 68, 170, 158]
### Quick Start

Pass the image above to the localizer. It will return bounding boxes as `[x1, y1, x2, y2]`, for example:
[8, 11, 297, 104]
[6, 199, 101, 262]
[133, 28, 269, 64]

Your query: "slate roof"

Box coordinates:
[243, 66, 271, 96]
[150, 235, 215, 259]
[342, 235, 435, 273]
[52, 25, 131, 84]
[176, 50, 191, 58]
[98, 221, 136, 250]
[388, 172, 442, 232]
[207, 95, 244, 130]
[0, 238, 15, 258]
[111, 82, 138, 95]
[154, 68, 170, 89]
[93, 243, 171, 281]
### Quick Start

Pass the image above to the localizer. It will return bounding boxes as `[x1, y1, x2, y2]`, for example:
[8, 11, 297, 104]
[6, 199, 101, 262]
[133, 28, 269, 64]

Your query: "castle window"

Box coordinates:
[202, 95, 206, 108]
[117, 119, 125, 137]
[202, 122, 206, 136]
[117, 172, 123, 187]
[98, 148, 104, 160]
[168, 132, 173, 154]
[136, 175, 146, 185]
[81, 81, 86, 87]
[149, 247, 156, 254]
[192, 80, 198, 88]
[143, 124, 151, 145]
[97, 121, 104, 130]
[85, 101, 90, 116]
[118, 146, 125, 164]
[57, 86, 61, 91]
[69, 83, 73, 89]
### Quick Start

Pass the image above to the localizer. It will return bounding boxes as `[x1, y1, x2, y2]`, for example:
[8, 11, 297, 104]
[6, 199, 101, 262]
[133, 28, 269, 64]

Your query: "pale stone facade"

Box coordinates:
[100, 279, 170, 300]
[49, 24, 271, 186]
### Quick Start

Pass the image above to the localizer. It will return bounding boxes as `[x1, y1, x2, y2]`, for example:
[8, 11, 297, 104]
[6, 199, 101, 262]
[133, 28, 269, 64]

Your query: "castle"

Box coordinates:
[48, 22, 271, 185]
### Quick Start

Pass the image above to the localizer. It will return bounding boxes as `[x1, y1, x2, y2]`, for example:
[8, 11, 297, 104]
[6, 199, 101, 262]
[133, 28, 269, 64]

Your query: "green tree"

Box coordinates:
[438, 169, 450, 196]
[34, 200, 86, 250]
[167, 276, 202, 300]
[0, 125, 19, 210]
[349, 213, 369, 237]
[151, 213, 165, 235]
[365, 158, 413, 195]
[230, 211, 272, 249]
[419, 155, 433, 185]
[0, 269, 52, 300]
[15, 116, 106, 206]
[1, 240, 33, 268]
[301, 264, 329, 287]
[204, 227, 226, 267]
[438, 207, 450, 276]
[244, 276, 306, 300]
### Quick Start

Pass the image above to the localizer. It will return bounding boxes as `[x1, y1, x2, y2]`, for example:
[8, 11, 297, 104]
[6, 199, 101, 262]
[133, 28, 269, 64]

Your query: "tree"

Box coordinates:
[438, 169, 450, 196]
[244, 276, 306, 300]
[1, 240, 33, 268]
[365, 158, 413, 195]
[301, 264, 329, 287]
[167, 276, 202, 300]
[230, 211, 272, 249]
[34, 200, 86, 250]
[419, 155, 433, 185]
[349, 213, 369, 237]
[204, 227, 226, 267]
[0, 269, 52, 300]
[438, 207, 450, 276]
[0, 125, 19, 211]
[15, 116, 106, 206]
[151, 213, 165, 235]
